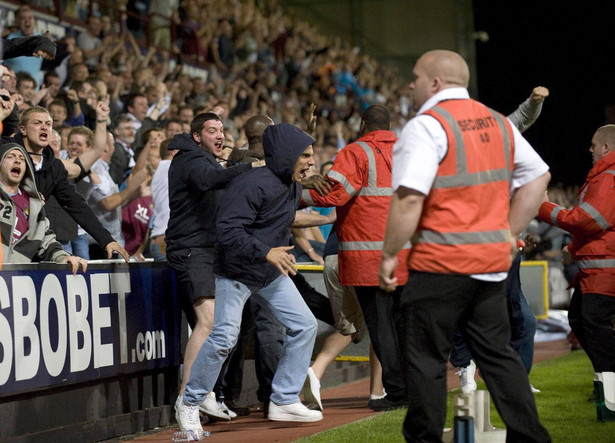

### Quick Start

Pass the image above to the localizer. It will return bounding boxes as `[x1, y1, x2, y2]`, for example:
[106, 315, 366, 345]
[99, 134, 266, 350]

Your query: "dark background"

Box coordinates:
[472, 2, 615, 187]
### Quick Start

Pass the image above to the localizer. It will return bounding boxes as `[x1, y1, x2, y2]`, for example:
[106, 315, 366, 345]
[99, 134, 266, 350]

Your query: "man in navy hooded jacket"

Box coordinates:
[176, 123, 323, 434]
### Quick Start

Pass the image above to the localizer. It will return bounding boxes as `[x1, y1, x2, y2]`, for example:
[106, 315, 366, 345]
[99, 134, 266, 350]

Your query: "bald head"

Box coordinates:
[420, 50, 469, 87]
[410, 50, 470, 111]
[245, 115, 274, 155]
[591, 124, 615, 165]
[245, 115, 274, 141]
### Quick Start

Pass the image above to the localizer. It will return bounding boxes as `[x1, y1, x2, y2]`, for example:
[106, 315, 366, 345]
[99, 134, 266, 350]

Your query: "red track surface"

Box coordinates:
[131, 339, 572, 442]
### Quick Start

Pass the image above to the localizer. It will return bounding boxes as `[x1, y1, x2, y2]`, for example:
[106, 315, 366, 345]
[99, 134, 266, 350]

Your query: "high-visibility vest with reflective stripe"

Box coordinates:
[304, 131, 409, 286]
[408, 99, 515, 275]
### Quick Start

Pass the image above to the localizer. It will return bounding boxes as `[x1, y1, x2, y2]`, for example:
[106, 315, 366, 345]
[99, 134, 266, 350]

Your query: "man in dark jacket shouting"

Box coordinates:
[166, 112, 260, 418]
[175, 123, 323, 435]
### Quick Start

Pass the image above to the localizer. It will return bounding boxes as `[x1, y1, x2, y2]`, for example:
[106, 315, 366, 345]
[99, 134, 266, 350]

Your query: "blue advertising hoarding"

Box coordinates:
[0, 262, 180, 397]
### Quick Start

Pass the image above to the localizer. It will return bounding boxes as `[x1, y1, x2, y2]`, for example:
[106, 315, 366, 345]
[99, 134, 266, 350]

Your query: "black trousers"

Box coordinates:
[400, 272, 550, 443]
[568, 288, 615, 372]
[355, 286, 406, 400]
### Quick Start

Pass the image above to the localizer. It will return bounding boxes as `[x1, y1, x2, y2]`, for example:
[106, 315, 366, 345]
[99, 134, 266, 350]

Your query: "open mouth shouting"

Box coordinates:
[213, 139, 224, 156]
[39, 130, 48, 144]
[10, 165, 23, 179]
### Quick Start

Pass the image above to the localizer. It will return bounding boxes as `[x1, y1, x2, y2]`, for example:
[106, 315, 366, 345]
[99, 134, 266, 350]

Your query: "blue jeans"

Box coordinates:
[62, 233, 90, 260]
[183, 274, 318, 406]
[149, 243, 166, 262]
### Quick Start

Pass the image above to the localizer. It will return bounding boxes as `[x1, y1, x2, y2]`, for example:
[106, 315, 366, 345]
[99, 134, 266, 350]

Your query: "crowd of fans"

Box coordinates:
[0, 0, 415, 261]
[0, 1, 578, 296]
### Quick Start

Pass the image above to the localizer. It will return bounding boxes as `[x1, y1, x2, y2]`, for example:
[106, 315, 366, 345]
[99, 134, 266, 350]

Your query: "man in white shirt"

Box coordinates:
[149, 138, 176, 260]
[379, 50, 551, 443]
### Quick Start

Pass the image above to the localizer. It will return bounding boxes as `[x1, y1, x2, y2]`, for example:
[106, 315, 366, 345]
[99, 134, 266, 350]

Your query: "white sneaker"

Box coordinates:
[268, 401, 323, 422]
[301, 367, 323, 411]
[530, 384, 541, 393]
[199, 392, 231, 421]
[217, 400, 237, 418]
[175, 395, 205, 433]
[456, 360, 477, 394]
[369, 388, 386, 401]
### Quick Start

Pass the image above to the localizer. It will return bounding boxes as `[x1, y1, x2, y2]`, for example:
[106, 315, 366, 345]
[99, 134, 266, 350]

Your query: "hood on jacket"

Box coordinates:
[263, 123, 315, 183]
[168, 132, 202, 154]
[0, 142, 38, 197]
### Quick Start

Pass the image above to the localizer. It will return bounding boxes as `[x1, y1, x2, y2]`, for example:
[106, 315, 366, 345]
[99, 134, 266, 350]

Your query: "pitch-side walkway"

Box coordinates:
[128, 339, 572, 442]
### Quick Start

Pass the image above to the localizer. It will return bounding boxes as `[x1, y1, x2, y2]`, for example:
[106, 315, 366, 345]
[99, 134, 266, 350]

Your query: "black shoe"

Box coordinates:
[367, 396, 406, 411]
[262, 400, 269, 418]
[225, 400, 251, 416]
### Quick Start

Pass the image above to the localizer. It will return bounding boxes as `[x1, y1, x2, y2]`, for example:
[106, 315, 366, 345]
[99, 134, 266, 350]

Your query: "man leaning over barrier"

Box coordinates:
[0, 142, 87, 274]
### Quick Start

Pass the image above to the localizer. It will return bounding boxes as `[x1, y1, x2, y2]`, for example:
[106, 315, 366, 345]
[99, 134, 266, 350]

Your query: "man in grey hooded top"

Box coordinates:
[0, 142, 87, 274]
[175, 123, 323, 436]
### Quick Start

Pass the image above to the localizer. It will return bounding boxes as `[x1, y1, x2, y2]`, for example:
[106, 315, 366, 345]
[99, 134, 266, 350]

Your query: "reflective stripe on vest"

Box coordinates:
[412, 229, 510, 246]
[579, 169, 615, 204]
[355, 141, 393, 196]
[550, 206, 564, 227]
[429, 106, 513, 188]
[562, 169, 615, 229]
[321, 141, 392, 198]
[413, 106, 512, 247]
[578, 259, 615, 270]
[579, 201, 611, 230]
[339, 240, 411, 251]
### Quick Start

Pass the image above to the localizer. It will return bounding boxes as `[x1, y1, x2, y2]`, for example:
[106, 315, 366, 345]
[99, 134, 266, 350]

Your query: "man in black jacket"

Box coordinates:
[166, 112, 262, 418]
[175, 123, 323, 435]
[4, 106, 128, 260]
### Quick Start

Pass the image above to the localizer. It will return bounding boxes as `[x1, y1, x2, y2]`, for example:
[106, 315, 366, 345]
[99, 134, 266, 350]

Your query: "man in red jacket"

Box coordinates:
[539, 125, 615, 378]
[303, 104, 409, 411]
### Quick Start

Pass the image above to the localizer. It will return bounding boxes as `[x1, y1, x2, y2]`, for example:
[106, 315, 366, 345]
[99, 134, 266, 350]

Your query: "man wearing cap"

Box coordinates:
[175, 123, 323, 435]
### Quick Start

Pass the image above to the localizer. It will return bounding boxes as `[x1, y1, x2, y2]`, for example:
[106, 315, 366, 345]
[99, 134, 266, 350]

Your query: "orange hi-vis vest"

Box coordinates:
[408, 99, 515, 275]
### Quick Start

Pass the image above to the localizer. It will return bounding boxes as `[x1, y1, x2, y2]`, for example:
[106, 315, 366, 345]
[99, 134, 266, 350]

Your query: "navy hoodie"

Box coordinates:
[165, 133, 252, 253]
[214, 123, 315, 289]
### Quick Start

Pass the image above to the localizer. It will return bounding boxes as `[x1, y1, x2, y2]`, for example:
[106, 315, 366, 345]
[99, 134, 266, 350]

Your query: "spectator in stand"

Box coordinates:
[123, 92, 149, 132]
[148, 0, 180, 51]
[149, 138, 176, 261]
[1, 105, 130, 261]
[39, 71, 62, 109]
[0, 142, 88, 273]
[16, 72, 36, 108]
[67, 124, 147, 259]
[2, 67, 17, 96]
[68, 62, 90, 85]
[49, 94, 84, 129]
[121, 136, 154, 262]
[178, 105, 195, 125]
[111, 113, 137, 186]
[4, 6, 46, 87]
[78, 15, 106, 70]
[165, 119, 183, 140]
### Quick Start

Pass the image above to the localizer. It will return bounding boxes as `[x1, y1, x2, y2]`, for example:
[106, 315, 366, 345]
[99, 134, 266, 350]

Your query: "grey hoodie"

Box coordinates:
[0, 143, 69, 263]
